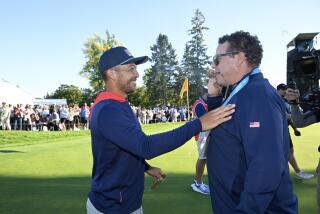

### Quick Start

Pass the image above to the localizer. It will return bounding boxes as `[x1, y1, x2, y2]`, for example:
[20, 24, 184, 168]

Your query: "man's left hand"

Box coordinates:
[146, 166, 166, 181]
[146, 167, 166, 190]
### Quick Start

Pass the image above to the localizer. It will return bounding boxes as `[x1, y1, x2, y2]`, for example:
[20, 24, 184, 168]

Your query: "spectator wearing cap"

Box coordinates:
[277, 83, 314, 180]
[86, 46, 235, 214]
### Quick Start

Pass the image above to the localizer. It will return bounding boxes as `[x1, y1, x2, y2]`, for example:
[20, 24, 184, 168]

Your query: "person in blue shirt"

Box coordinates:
[87, 46, 235, 214]
[80, 103, 90, 130]
[206, 31, 298, 213]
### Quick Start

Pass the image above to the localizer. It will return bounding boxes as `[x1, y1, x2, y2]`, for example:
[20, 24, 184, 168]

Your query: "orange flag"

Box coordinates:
[179, 79, 188, 99]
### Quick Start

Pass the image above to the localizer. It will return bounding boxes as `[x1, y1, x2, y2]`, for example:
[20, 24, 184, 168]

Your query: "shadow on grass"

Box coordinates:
[0, 174, 212, 214]
[0, 150, 25, 153]
[0, 173, 316, 214]
[0, 176, 91, 214]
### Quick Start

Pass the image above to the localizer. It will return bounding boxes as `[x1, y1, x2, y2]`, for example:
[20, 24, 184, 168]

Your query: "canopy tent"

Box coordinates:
[33, 98, 67, 106]
[0, 81, 34, 105]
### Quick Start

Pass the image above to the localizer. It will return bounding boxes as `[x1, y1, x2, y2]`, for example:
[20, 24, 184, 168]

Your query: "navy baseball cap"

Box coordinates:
[276, 83, 287, 90]
[99, 46, 148, 75]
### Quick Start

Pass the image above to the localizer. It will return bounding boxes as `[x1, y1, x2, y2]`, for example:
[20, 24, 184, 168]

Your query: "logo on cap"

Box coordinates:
[124, 49, 132, 57]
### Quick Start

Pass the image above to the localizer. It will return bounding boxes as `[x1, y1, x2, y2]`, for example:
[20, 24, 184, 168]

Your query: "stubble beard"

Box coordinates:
[126, 78, 137, 94]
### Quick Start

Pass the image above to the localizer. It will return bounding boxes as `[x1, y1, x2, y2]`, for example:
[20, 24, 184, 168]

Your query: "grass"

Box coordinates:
[0, 130, 90, 148]
[0, 122, 319, 213]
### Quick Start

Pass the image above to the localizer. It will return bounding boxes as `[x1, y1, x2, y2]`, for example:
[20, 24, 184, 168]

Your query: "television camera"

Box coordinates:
[287, 32, 320, 111]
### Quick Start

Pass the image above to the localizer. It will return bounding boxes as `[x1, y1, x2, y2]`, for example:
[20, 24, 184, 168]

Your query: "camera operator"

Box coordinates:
[277, 84, 314, 179]
[286, 86, 320, 212]
[285, 88, 320, 128]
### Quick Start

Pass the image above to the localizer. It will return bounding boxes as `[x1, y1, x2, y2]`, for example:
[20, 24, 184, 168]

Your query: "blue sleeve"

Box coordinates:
[207, 96, 223, 111]
[97, 104, 202, 160]
[194, 103, 207, 118]
[234, 93, 287, 213]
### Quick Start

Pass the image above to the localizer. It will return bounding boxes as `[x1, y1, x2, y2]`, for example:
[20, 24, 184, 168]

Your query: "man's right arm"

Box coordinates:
[96, 103, 234, 160]
[97, 105, 202, 159]
[194, 103, 207, 118]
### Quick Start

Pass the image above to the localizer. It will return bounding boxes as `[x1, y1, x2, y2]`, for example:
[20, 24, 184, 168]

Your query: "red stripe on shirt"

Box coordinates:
[90, 92, 127, 119]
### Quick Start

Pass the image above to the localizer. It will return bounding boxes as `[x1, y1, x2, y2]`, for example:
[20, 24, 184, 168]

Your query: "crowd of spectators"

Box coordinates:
[132, 106, 192, 124]
[0, 101, 192, 131]
[0, 102, 90, 131]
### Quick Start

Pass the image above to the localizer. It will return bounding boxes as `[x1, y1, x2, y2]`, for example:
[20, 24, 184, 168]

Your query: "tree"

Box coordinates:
[127, 86, 149, 107]
[45, 84, 83, 105]
[80, 31, 121, 93]
[179, 43, 193, 82]
[177, 43, 193, 102]
[183, 9, 211, 104]
[81, 88, 96, 106]
[144, 34, 179, 107]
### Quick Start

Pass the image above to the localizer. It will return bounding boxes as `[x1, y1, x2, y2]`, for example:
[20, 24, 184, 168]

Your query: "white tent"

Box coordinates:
[33, 98, 67, 105]
[0, 80, 34, 105]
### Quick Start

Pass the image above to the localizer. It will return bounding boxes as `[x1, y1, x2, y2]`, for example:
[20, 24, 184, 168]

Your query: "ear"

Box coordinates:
[236, 52, 246, 67]
[106, 69, 118, 81]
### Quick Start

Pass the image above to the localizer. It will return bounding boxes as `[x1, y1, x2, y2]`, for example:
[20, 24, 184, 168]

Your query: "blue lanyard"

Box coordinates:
[222, 68, 261, 106]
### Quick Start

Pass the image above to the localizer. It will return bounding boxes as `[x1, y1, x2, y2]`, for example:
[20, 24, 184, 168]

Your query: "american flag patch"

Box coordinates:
[249, 122, 260, 128]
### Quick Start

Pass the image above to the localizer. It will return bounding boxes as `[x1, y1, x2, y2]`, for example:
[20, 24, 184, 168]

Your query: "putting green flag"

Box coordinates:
[179, 78, 188, 99]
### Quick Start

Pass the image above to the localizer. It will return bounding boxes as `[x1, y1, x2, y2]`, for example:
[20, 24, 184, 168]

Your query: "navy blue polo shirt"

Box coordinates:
[88, 92, 202, 213]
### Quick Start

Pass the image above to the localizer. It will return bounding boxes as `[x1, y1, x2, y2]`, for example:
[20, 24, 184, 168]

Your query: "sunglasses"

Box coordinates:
[213, 51, 240, 65]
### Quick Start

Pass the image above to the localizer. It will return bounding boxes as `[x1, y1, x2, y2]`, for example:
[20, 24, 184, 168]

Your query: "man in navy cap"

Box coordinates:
[87, 46, 235, 214]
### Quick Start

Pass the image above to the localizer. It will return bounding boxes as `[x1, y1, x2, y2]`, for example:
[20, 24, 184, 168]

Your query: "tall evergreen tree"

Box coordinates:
[176, 43, 193, 105]
[183, 9, 211, 103]
[144, 34, 179, 106]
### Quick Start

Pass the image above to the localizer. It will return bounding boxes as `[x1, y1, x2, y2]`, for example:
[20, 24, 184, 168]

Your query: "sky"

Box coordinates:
[0, 0, 319, 98]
